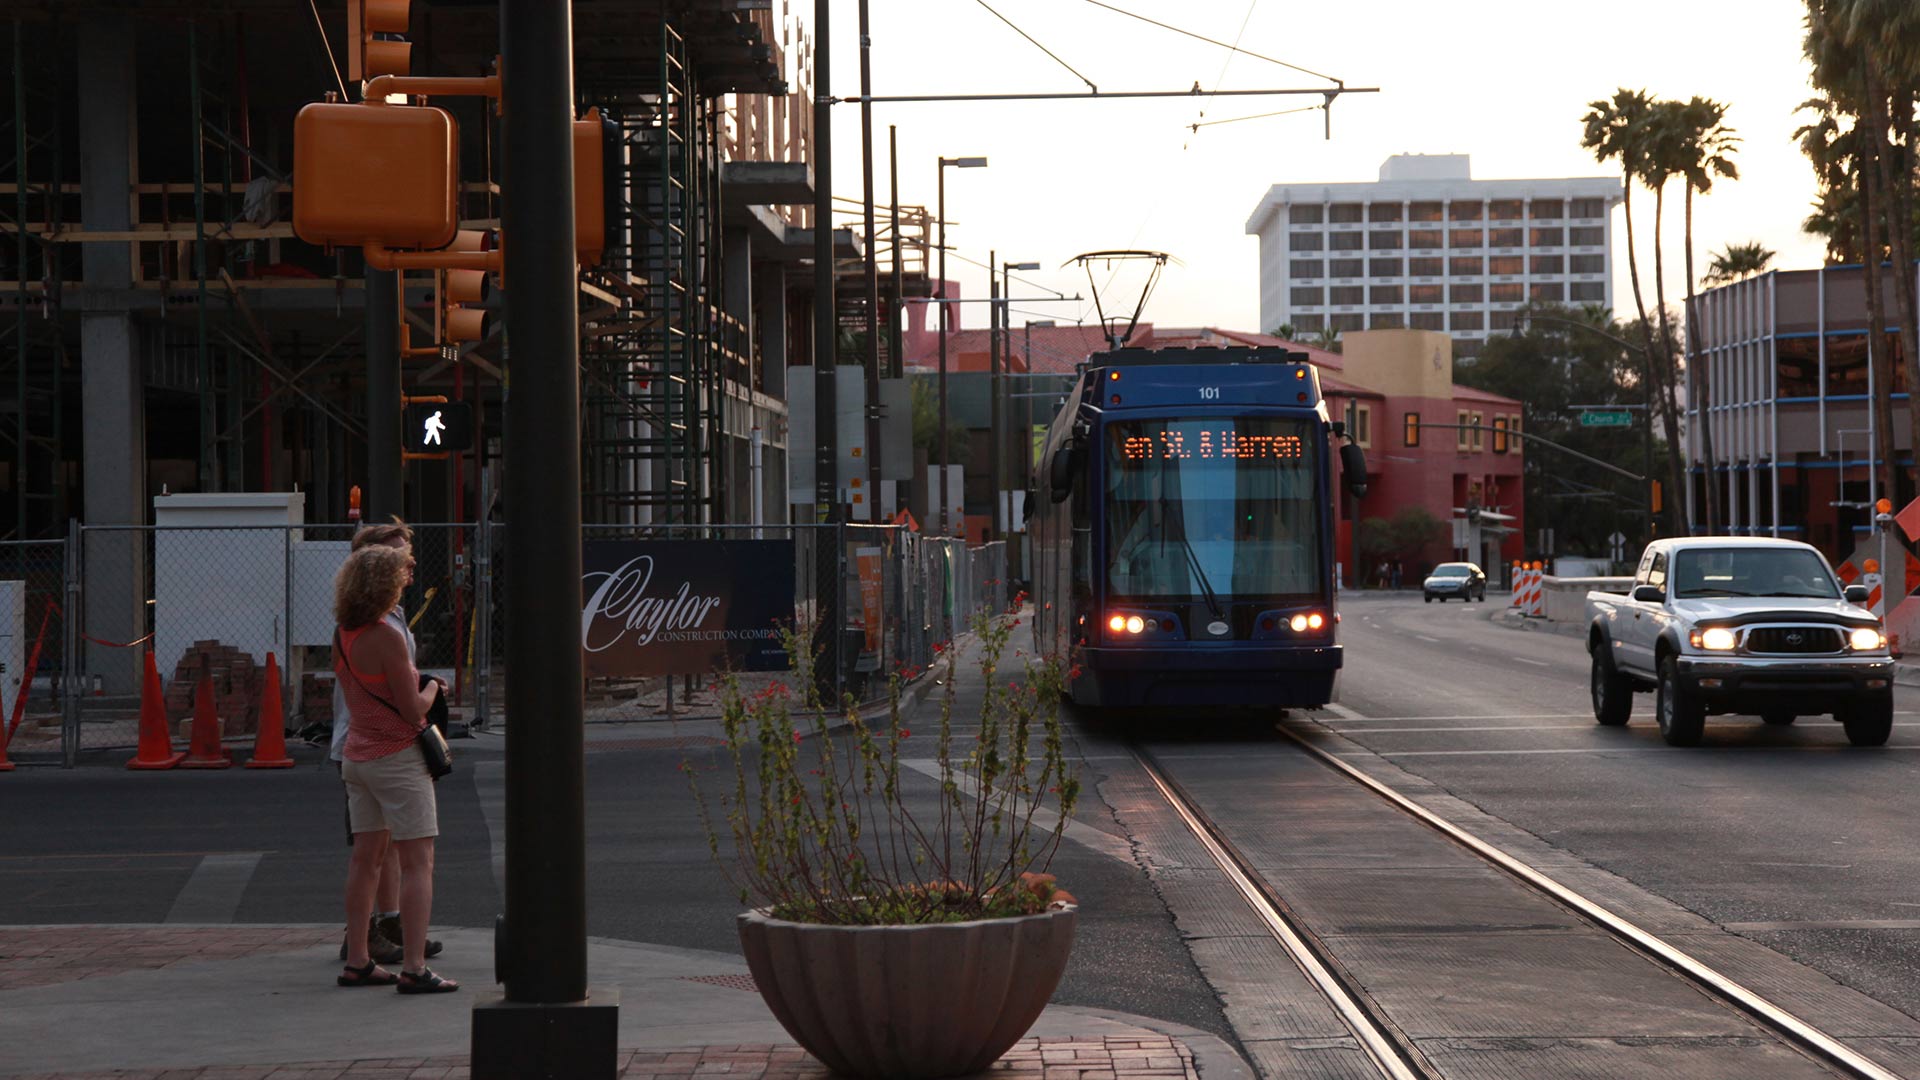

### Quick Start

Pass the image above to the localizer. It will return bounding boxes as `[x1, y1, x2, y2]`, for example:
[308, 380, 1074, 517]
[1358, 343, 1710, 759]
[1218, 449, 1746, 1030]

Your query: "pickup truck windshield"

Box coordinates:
[1670, 548, 1839, 600]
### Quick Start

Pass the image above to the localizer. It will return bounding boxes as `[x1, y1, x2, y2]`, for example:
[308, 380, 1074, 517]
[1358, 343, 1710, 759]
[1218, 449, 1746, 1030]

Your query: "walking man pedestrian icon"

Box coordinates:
[423, 410, 445, 447]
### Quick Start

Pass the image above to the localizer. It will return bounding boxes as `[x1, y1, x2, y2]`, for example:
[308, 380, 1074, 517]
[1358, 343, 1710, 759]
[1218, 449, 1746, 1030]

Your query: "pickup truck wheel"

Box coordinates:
[1761, 711, 1797, 726]
[1590, 649, 1633, 726]
[1656, 656, 1705, 746]
[1423, 595, 1432, 603]
[1841, 699, 1893, 747]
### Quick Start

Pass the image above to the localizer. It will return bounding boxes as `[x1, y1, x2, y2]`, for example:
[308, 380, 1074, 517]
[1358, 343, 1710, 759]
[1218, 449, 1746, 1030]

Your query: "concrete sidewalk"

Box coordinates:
[0, 926, 1238, 1079]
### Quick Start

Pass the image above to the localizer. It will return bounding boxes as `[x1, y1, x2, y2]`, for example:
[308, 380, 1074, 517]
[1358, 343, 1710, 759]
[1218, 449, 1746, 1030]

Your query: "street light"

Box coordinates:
[1513, 311, 1659, 543]
[989, 259, 1040, 544]
[937, 155, 987, 537]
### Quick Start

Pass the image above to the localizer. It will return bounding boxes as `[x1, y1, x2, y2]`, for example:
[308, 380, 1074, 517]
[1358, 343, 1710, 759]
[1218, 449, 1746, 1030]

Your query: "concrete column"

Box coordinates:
[78, 22, 148, 693]
[756, 264, 788, 399]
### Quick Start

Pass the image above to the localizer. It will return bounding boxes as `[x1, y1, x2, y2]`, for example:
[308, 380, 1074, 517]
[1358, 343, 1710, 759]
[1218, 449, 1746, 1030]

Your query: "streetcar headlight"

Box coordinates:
[1125, 615, 1145, 634]
[1289, 614, 1308, 632]
[1696, 627, 1737, 651]
[1850, 626, 1887, 651]
[1108, 614, 1126, 633]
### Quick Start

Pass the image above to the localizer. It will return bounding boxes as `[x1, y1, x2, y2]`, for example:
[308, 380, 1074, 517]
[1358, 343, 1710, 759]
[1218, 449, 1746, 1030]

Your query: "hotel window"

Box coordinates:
[1369, 202, 1404, 222]
[1471, 412, 1484, 450]
[1404, 412, 1421, 447]
[1410, 311, 1445, 330]
[1489, 283, 1524, 304]
[1370, 312, 1405, 330]
[1410, 284, 1443, 304]
[1570, 281, 1606, 302]
[1449, 201, 1484, 221]
[1329, 258, 1365, 278]
[1330, 231, 1364, 251]
[1409, 201, 1443, 222]
[1530, 199, 1564, 219]
[1329, 202, 1364, 223]
[1289, 205, 1324, 224]
[1570, 198, 1606, 218]
[1370, 230, 1404, 250]
[1290, 286, 1325, 307]
[1291, 232, 1324, 251]
[1491, 415, 1510, 454]
[1489, 200, 1524, 221]
[1489, 310, 1523, 332]
[1569, 226, 1604, 246]
[1489, 228, 1524, 248]
[1370, 257, 1403, 278]
[1291, 313, 1325, 331]
[1449, 283, 1484, 303]
[1452, 310, 1485, 331]
[1290, 259, 1325, 279]
[1409, 257, 1444, 277]
[1407, 229, 1445, 250]
[1451, 229, 1485, 249]
[1330, 285, 1365, 305]
[1571, 254, 1605, 274]
[1331, 313, 1365, 332]
[1449, 256, 1484, 276]
[1531, 255, 1564, 274]
[1371, 285, 1403, 304]
[1456, 410, 1471, 450]
[1530, 282, 1566, 302]
[1530, 227, 1565, 247]
[1489, 256, 1524, 276]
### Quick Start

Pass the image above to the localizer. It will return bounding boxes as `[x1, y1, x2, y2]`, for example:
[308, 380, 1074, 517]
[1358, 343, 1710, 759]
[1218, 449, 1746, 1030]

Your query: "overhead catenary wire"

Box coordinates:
[973, 0, 1098, 94]
[1190, 103, 1319, 131]
[1080, 0, 1344, 86]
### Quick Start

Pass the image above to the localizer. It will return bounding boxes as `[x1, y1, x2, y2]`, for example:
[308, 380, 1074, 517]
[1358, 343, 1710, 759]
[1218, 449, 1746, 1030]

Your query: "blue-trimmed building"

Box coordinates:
[1691, 263, 1916, 558]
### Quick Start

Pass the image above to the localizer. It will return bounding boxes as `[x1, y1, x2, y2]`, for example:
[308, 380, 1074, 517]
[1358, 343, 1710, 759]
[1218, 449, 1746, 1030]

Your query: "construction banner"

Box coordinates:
[580, 539, 794, 677]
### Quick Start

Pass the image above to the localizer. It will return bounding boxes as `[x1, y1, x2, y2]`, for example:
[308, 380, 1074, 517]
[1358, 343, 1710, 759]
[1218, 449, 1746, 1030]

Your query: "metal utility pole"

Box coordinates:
[811, 0, 842, 693]
[888, 127, 903, 382]
[365, 269, 401, 520]
[987, 248, 999, 544]
[472, 1, 617, 1075]
[936, 162, 947, 536]
[859, 0, 881, 520]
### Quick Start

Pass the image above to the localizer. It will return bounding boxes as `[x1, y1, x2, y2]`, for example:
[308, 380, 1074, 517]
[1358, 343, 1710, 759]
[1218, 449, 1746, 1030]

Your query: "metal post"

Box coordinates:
[61, 518, 80, 768]
[936, 164, 947, 535]
[988, 250, 1000, 544]
[858, 0, 882, 520]
[473, 1, 617, 1074]
[473, 465, 492, 730]
[888, 126, 903, 382]
[811, 0, 842, 700]
[365, 270, 401, 521]
[14, 20, 28, 535]
[189, 23, 215, 492]
[750, 427, 765, 539]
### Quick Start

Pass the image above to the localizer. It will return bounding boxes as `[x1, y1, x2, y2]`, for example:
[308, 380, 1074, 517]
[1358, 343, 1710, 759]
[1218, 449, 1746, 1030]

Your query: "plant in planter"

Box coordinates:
[686, 604, 1081, 1079]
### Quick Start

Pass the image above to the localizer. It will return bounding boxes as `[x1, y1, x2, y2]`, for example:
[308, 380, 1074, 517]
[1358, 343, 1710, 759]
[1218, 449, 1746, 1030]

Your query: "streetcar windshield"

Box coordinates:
[1103, 417, 1323, 602]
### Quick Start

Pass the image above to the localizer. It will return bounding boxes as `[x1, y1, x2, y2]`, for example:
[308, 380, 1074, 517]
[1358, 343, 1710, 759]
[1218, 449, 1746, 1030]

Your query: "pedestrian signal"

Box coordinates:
[349, 0, 413, 85]
[1650, 480, 1662, 514]
[404, 401, 473, 453]
[293, 102, 458, 252]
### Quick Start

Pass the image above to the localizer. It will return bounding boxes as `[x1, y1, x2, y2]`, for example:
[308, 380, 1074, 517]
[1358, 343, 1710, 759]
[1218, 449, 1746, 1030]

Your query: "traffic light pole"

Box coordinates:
[472, 1, 618, 1076]
[365, 268, 401, 522]
[812, 0, 842, 700]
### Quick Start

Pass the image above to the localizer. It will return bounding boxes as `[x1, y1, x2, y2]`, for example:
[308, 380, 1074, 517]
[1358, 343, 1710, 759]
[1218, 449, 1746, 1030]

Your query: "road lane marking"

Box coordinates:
[1312, 713, 1587, 722]
[163, 852, 263, 924]
[1337, 745, 1920, 757]
[1412, 634, 1443, 643]
[1513, 657, 1553, 667]
[473, 760, 506, 898]
[1327, 724, 1593, 734]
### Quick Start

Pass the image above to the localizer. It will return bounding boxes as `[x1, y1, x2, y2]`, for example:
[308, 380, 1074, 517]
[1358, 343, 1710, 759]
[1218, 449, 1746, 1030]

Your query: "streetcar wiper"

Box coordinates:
[1160, 497, 1225, 622]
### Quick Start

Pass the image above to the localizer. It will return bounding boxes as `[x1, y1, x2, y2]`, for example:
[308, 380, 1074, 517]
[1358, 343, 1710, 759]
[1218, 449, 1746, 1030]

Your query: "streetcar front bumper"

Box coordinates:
[1073, 643, 1342, 708]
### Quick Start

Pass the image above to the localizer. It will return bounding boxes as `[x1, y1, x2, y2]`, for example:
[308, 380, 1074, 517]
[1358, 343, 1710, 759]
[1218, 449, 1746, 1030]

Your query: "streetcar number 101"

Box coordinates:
[1198, 387, 1220, 400]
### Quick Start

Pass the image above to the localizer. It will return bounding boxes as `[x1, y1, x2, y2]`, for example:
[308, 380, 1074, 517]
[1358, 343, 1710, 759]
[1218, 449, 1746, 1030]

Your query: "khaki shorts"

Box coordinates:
[342, 745, 439, 841]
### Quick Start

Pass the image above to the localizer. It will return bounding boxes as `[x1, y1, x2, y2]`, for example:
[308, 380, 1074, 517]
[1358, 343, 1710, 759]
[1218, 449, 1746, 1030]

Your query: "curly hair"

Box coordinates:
[353, 517, 413, 551]
[334, 545, 409, 630]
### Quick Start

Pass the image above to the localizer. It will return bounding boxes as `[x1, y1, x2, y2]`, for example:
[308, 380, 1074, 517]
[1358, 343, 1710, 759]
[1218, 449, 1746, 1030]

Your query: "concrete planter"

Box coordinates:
[736, 904, 1077, 1079]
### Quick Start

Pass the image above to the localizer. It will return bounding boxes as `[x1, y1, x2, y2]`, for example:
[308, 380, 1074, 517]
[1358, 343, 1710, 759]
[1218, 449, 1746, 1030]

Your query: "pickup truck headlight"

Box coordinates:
[1694, 627, 1738, 651]
[1849, 626, 1887, 651]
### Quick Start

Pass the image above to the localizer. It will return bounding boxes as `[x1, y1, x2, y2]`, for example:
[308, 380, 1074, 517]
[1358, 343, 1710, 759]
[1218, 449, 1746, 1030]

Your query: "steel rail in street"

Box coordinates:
[1131, 748, 1426, 1080]
[1275, 716, 1905, 1080]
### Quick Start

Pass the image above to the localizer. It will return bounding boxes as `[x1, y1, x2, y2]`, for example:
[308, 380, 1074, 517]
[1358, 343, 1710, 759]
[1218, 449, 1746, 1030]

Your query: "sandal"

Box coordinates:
[337, 961, 400, 987]
[396, 967, 460, 995]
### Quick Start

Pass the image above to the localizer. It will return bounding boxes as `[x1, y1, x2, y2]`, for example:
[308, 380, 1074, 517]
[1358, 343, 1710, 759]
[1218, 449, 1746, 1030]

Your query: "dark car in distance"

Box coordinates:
[1424, 562, 1487, 603]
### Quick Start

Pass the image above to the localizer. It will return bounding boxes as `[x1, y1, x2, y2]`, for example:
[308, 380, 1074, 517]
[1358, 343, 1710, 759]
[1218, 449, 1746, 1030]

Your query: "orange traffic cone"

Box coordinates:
[247, 653, 294, 769]
[178, 674, 232, 769]
[128, 652, 186, 770]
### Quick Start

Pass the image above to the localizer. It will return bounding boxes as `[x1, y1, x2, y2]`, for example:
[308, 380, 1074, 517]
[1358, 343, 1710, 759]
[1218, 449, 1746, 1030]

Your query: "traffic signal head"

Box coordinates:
[574, 110, 621, 267]
[349, 0, 413, 85]
[293, 101, 458, 252]
[440, 230, 492, 343]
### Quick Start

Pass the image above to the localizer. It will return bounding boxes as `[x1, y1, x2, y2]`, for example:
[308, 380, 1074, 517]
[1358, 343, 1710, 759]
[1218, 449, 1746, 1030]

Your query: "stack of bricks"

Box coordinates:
[301, 672, 336, 726]
[162, 640, 262, 739]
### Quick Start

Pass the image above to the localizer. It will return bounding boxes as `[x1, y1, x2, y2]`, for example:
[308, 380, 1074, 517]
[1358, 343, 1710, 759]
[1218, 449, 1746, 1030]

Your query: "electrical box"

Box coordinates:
[293, 102, 459, 252]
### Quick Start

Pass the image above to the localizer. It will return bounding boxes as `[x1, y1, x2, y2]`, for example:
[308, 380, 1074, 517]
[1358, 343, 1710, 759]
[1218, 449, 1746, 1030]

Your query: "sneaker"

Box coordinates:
[377, 914, 442, 959]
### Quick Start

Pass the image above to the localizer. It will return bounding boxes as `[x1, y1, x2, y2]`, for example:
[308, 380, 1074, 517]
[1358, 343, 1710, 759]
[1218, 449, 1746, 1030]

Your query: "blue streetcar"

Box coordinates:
[1030, 346, 1368, 709]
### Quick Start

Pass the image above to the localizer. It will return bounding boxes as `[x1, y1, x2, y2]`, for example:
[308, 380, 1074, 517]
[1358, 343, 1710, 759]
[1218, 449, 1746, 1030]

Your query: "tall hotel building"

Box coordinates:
[1246, 155, 1624, 357]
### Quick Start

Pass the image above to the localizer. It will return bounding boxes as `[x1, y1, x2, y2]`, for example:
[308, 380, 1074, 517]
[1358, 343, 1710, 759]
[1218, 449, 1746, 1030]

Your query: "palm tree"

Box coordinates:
[1311, 326, 1342, 354]
[1702, 242, 1775, 286]
[1668, 96, 1740, 534]
[1583, 89, 1688, 536]
[1793, 98, 1862, 264]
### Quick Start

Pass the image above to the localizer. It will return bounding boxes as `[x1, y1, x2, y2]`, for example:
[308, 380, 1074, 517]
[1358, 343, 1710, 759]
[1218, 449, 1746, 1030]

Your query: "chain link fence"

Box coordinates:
[17, 521, 1011, 764]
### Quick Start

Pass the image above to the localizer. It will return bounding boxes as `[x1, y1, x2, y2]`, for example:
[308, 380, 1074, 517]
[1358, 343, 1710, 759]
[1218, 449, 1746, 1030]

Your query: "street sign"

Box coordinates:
[1579, 410, 1633, 428]
[1608, 531, 1628, 562]
[404, 401, 473, 453]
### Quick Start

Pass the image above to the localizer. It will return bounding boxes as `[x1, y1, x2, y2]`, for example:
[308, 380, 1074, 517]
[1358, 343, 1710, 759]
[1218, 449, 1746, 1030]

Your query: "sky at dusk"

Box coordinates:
[815, 0, 1826, 336]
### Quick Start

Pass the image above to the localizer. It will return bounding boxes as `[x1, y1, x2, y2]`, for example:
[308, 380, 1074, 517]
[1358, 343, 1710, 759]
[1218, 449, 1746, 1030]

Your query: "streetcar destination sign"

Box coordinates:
[1579, 410, 1633, 428]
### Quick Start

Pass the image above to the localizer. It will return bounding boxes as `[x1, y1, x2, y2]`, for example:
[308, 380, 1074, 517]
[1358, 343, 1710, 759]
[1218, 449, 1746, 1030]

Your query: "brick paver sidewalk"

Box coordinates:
[0, 926, 340, 991]
[7, 1035, 1200, 1079]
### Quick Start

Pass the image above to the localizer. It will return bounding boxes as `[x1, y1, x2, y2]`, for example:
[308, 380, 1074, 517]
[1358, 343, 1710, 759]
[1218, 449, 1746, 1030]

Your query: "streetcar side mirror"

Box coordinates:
[1340, 442, 1368, 499]
[1048, 444, 1078, 502]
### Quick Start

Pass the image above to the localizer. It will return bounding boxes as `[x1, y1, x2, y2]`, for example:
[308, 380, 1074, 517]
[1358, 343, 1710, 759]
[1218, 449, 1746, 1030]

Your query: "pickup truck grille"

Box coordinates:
[1744, 626, 1845, 655]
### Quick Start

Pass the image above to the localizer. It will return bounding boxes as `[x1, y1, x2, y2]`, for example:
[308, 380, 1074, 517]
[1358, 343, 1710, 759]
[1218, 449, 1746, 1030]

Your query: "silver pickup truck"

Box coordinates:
[1585, 537, 1894, 746]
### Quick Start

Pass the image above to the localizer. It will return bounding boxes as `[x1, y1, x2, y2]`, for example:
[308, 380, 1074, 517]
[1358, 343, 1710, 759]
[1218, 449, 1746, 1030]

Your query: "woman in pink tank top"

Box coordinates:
[333, 545, 457, 994]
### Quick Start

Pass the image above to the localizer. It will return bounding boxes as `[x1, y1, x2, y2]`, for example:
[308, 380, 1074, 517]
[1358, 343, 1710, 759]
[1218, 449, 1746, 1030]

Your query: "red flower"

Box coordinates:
[792, 730, 803, 743]
[899, 729, 911, 739]
[1068, 665, 1083, 679]
[933, 641, 947, 655]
